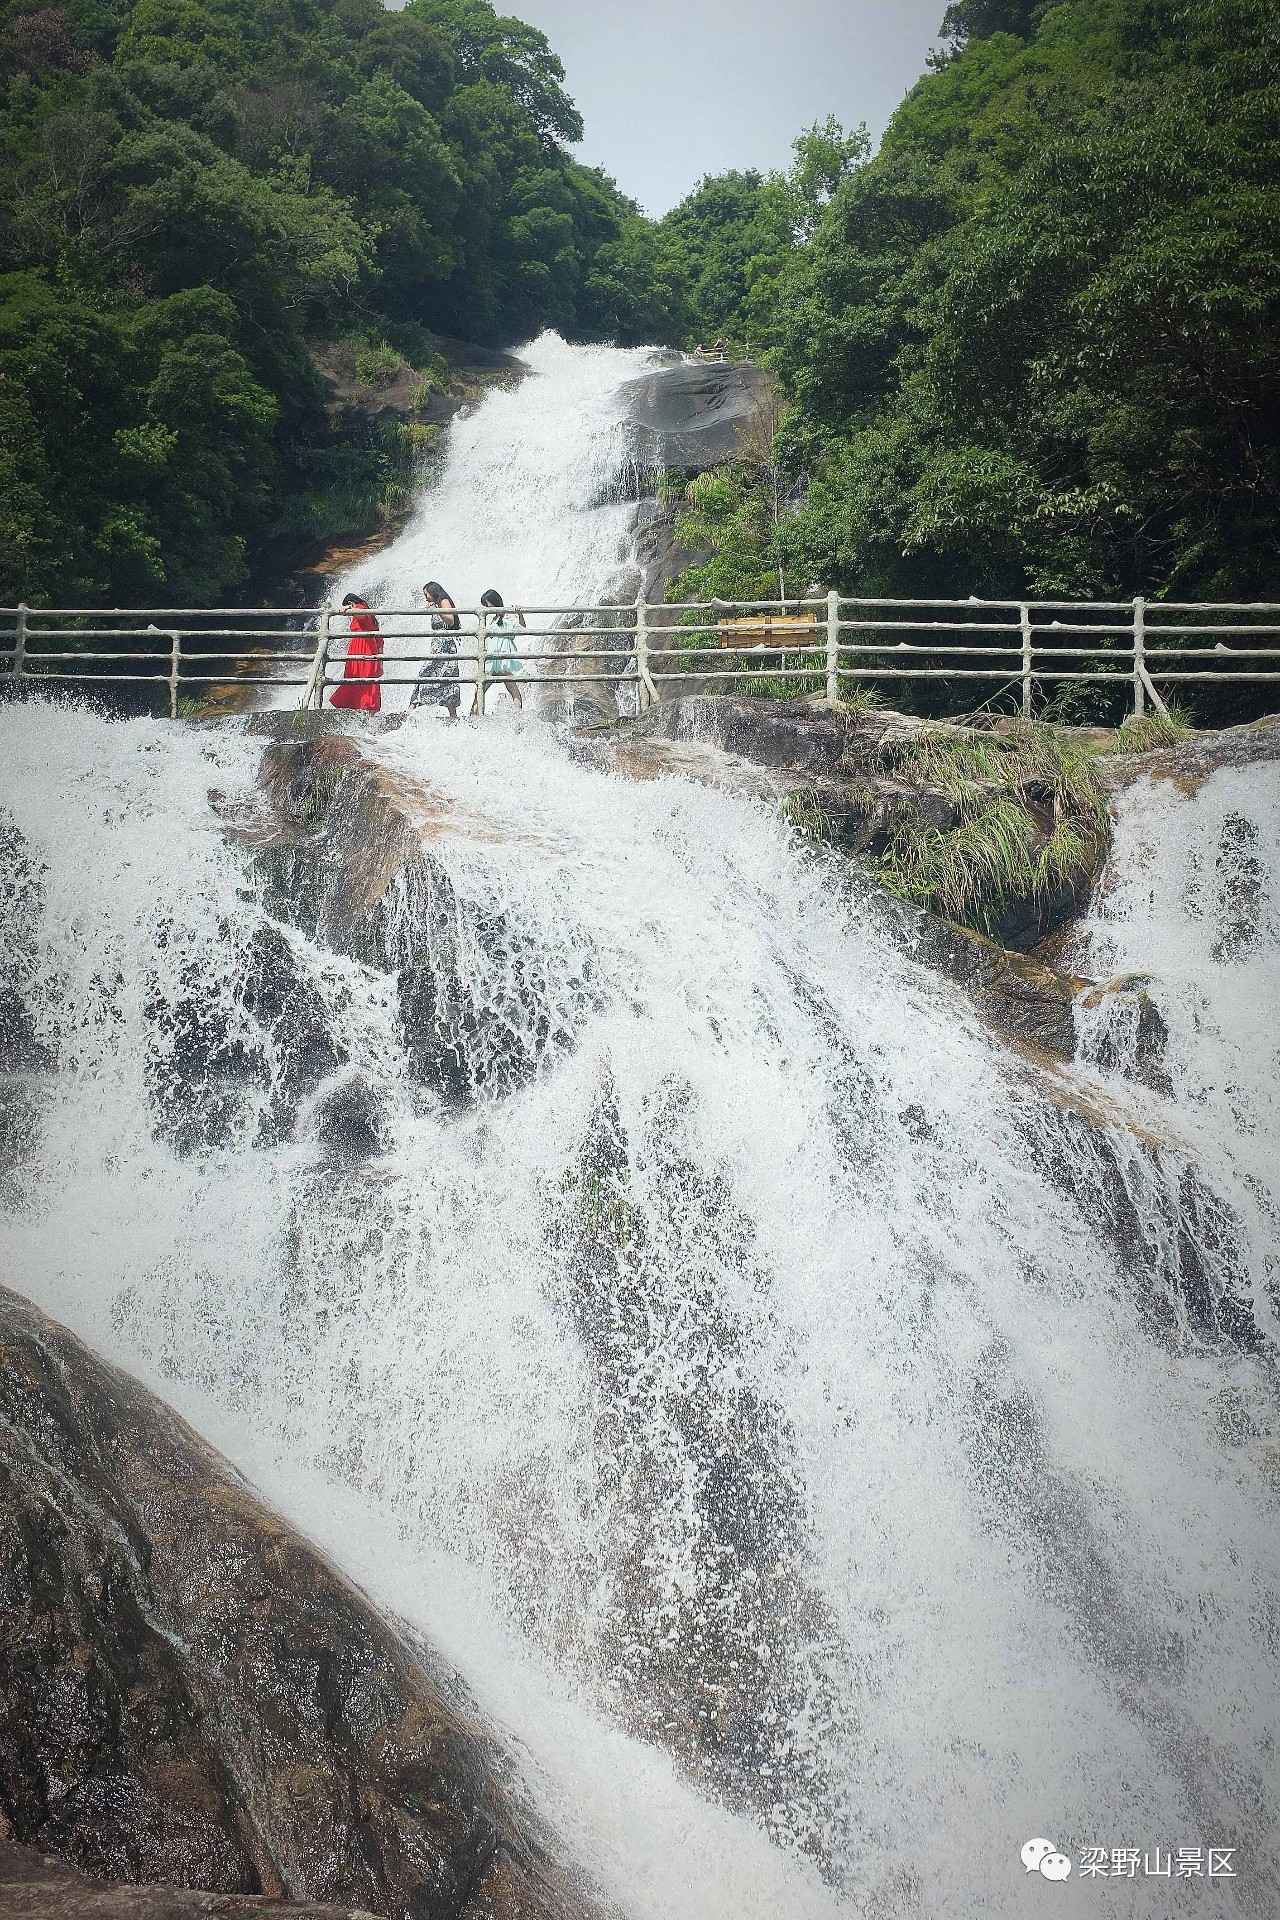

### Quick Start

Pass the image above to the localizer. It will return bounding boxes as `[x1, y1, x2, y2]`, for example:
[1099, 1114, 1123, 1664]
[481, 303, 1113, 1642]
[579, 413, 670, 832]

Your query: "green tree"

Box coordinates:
[407, 0, 582, 144]
[771, 0, 1280, 630]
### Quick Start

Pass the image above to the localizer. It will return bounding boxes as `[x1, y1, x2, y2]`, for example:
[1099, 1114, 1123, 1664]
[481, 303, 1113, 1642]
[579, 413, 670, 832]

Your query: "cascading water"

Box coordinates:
[1072, 764, 1280, 1288]
[333, 332, 655, 711]
[2, 690, 1276, 1918]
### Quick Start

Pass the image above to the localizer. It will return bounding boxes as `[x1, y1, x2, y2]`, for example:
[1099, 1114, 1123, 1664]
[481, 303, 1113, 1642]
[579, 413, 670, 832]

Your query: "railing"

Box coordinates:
[3, 596, 1279, 719]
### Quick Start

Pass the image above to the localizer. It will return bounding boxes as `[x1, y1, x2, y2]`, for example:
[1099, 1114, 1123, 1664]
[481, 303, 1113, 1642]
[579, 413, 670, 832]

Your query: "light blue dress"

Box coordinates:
[485, 611, 523, 678]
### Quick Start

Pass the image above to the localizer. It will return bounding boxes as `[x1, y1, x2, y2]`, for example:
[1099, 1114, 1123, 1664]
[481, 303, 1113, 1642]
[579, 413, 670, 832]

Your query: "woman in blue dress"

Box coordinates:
[479, 588, 525, 711]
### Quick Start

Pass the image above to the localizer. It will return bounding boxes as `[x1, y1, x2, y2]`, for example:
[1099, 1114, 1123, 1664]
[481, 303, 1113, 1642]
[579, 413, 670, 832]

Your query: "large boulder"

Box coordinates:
[1101, 712, 1280, 791]
[577, 709, 1171, 1069]
[616, 361, 775, 474]
[236, 725, 577, 1107]
[1, 1843, 379, 1919]
[0, 1286, 607, 1920]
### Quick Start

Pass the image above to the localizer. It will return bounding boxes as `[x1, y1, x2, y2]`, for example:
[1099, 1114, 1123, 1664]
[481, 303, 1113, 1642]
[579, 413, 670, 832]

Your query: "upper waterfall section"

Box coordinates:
[336, 333, 660, 622]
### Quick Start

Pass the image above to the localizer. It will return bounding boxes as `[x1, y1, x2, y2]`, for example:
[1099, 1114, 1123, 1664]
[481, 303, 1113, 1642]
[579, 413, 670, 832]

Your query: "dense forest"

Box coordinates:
[2, 0, 1277, 639]
[651, 0, 1280, 643]
[0, 0, 670, 605]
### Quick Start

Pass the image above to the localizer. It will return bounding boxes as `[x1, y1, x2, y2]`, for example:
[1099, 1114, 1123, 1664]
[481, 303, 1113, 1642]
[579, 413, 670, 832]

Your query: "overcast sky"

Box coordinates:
[508, 0, 947, 214]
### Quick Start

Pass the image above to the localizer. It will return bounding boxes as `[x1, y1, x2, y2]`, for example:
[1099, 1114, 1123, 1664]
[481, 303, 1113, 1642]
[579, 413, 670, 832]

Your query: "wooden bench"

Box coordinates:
[715, 612, 820, 649]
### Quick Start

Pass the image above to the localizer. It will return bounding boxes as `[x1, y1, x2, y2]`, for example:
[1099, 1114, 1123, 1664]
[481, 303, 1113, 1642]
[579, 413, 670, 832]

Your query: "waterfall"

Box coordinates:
[1072, 763, 1280, 1292]
[2, 689, 1276, 1917]
[333, 332, 654, 711]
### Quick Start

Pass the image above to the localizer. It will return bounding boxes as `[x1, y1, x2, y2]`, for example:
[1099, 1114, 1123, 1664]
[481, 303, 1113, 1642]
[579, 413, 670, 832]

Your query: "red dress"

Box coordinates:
[330, 609, 383, 711]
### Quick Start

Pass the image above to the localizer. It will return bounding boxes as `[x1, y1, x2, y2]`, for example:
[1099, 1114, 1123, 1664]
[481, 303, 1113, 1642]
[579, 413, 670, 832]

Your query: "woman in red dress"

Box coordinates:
[329, 592, 383, 712]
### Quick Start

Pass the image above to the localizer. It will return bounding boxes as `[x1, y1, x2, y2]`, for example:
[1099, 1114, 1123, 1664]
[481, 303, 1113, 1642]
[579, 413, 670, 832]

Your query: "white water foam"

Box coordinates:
[2, 699, 1277, 1918]
[1073, 763, 1280, 1286]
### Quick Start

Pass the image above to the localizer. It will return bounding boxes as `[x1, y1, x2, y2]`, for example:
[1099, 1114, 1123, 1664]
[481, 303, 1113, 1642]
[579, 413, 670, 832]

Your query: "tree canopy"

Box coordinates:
[651, 0, 1280, 698]
[0, 0, 674, 605]
[3, 0, 1277, 652]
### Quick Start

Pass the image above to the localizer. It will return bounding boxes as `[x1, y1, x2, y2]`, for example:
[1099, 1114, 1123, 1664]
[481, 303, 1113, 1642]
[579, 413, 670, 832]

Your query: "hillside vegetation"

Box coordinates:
[2, 0, 1277, 683]
[0, 0, 670, 606]
[650, 0, 1280, 714]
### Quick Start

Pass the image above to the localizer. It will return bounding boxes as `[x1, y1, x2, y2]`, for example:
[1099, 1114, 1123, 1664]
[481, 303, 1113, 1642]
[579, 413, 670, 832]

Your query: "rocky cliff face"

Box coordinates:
[0, 1286, 606, 1920]
[233, 721, 567, 1111]
[227, 711, 1142, 1079]
[229, 703, 1280, 1090]
[615, 361, 776, 477]
[1, 1843, 380, 1919]
[626, 697, 1100, 949]
[1099, 712, 1280, 792]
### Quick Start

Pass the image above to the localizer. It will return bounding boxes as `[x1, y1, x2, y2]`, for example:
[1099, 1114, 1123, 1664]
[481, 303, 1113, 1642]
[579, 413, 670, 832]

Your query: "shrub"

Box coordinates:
[353, 341, 404, 388]
[1104, 703, 1195, 755]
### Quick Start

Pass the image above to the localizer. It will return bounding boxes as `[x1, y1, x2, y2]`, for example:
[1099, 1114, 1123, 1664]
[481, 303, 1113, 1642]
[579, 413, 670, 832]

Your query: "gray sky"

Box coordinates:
[511, 0, 947, 214]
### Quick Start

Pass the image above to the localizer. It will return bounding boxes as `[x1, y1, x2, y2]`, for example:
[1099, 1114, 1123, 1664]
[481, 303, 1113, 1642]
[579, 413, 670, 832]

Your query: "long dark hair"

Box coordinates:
[480, 588, 504, 608]
[423, 580, 459, 630]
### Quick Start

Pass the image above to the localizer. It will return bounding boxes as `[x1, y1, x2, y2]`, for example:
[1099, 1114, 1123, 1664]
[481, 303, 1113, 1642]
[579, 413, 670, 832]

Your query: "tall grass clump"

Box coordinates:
[875, 721, 1111, 932]
[1101, 702, 1194, 755]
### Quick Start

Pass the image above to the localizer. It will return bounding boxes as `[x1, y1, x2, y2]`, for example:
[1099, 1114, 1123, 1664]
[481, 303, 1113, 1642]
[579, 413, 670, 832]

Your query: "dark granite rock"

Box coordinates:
[1101, 713, 1280, 792]
[0, 805, 51, 1078]
[629, 693, 929, 781]
[616, 361, 776, 474]
[894, 904, 1087, 1059]
[0, 1843, 379, 1918]
[310, 1074, 389, 1160]
[0, 1287, 608, 1920]
[234, 732, 590, 1106]
[623, 696, 1099, 949]
[631, 498, 708, 610]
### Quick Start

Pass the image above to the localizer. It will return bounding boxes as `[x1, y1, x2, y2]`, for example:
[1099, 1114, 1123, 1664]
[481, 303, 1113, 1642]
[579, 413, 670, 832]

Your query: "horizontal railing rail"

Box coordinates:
[3, 595, 1279, 719]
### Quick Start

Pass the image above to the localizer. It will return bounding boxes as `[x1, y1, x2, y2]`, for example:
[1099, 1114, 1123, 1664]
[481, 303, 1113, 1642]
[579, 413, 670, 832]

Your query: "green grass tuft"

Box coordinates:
[1104, 701, 1195, 754]
[874, 719, 1110, 933]
[839, 685, 885, 715]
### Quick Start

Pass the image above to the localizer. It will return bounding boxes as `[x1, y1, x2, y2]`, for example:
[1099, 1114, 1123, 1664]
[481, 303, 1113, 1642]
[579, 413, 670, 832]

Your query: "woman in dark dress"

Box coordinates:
[410, 581, 463, 721]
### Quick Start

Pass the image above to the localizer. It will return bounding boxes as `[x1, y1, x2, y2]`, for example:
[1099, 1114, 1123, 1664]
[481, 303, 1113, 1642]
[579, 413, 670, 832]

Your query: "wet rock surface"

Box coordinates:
[587, 705, 1104, 1055]
[1012, 1083, 1263, 1353]
[1102, 712, 1280, 791]
[627, 691, 931, 780]
[0, 1286, 607, 1920]
[239, 727, 574, 1108]
[223, 707, 1242, 1108]
[0, 1843, 380, 1918]
[616, 360, 775, 473]
[631, 498, 707, 610]
[0, 805, 51, 1080]
[624, 695, 1097, 948]
[547, 1083, 841, 1839]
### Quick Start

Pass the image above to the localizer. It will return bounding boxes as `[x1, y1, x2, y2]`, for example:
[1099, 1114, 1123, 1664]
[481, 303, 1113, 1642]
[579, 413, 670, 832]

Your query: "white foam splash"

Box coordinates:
[3, 697, 1276, 1916]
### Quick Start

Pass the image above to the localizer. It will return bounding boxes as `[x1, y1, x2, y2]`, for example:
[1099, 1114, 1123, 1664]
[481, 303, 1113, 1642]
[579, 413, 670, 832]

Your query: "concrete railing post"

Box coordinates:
[298, 609, 330, 711]
[314, 608, 330, 710]
[826, 590, 840, 708]
[12, 603, 27, 684]
[1133, 596, 1146, 720]
[1020, 603, 1033, 719]
[635, 590, 657, 709]
[147, 623, 180, 718]
[475, 612, 487, 718]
